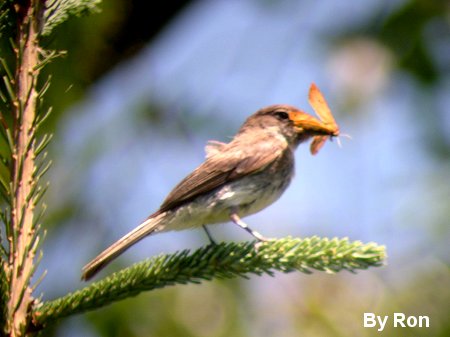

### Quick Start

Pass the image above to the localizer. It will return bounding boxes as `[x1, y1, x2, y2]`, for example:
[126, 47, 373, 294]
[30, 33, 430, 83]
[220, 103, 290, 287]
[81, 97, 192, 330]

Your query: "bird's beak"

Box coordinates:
[289, 110, 340, 155]
[288, 110, 339, 137]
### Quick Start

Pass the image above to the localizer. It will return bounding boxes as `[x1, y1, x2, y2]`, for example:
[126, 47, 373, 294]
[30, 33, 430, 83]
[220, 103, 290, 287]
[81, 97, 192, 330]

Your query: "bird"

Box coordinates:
[81, 83, 340, 281]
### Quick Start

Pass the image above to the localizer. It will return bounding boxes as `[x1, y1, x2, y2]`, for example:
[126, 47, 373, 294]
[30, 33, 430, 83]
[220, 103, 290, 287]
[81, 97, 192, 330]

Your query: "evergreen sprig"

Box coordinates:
[43, 0, 101, 36]
[32, 236, 386, 329]
[0, 1, 101, 335]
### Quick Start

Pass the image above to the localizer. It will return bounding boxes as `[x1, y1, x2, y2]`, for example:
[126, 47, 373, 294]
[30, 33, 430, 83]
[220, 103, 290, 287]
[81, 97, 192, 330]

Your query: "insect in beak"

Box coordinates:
[307, 83, 350, 155]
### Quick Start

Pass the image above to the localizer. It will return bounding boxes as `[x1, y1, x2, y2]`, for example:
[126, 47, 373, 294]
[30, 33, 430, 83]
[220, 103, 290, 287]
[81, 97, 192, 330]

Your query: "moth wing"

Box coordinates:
[310, 135, 328, 155]
[308, 83, 337, 127]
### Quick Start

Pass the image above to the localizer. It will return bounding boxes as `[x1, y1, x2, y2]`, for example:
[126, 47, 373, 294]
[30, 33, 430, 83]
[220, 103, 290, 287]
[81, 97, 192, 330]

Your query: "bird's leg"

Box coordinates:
[229, 212, 269, 242]
[202, 225, 217, 245]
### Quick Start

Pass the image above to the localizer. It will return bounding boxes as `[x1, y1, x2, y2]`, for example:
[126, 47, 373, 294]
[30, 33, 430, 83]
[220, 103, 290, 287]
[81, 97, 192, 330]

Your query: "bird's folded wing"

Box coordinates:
[156, 140, 284, 213]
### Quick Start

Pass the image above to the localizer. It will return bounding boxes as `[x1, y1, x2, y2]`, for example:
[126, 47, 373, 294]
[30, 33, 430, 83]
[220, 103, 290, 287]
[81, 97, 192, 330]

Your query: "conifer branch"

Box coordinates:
[42, 0, 101, 36]
[32, 237, 386, 330]
[0, 1, 100, 335]
[0, 1, 57, 335]
[4, 2, 43, 335]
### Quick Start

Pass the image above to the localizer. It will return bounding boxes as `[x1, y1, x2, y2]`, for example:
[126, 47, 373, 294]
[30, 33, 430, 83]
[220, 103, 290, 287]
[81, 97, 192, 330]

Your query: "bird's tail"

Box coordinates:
[81, 212, 165, 281]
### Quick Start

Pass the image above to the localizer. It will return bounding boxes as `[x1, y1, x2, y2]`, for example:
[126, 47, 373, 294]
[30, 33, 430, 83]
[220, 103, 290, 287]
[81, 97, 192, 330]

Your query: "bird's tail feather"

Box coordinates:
[81, 212, 165, 281]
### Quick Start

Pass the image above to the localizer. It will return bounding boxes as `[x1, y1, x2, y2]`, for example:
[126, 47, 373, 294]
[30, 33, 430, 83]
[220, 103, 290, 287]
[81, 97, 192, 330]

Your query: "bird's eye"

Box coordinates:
[274, 111, 289, 120]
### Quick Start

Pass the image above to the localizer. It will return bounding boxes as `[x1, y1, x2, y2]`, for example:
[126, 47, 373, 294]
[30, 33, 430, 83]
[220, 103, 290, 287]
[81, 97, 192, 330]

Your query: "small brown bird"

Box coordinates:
[81, 84, 340, 280]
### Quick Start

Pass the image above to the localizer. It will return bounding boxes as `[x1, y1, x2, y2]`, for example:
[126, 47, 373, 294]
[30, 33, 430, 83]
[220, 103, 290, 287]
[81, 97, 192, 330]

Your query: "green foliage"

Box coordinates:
[32, 236, 385, 329]
[0, 266, 7, 335]
[43, 0, 102, 36]
[0, 1, 12, 40]
[378, 0, 446, 83]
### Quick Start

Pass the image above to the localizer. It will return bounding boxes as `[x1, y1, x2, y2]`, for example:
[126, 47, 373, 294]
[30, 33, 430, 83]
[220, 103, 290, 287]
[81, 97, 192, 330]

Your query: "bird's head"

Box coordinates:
[239, 84, 341, 154]
[240, 104, 339, 154]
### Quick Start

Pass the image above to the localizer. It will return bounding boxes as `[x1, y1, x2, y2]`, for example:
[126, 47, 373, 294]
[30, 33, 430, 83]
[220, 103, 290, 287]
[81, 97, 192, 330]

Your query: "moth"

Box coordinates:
[307, 83, 340, 155]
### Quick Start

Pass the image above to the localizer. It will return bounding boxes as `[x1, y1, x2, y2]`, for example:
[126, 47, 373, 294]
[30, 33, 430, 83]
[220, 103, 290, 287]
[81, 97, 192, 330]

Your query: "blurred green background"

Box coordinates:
[19, 0, 450, 336]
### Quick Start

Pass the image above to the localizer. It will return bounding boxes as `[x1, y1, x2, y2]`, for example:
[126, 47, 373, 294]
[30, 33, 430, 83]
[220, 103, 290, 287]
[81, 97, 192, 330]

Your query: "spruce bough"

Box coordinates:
[32, 236, 386, 329]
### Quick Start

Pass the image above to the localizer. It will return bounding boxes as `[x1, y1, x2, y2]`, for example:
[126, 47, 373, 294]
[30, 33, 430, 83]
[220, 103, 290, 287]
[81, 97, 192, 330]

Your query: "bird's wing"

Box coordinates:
[204, 140, 226, 158]
[157, 139, 285, 213]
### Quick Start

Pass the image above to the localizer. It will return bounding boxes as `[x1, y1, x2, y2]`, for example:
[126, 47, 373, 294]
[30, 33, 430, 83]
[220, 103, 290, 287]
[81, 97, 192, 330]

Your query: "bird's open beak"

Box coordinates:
[289, 110, 340, 155]
[288, 110, 339, 137]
